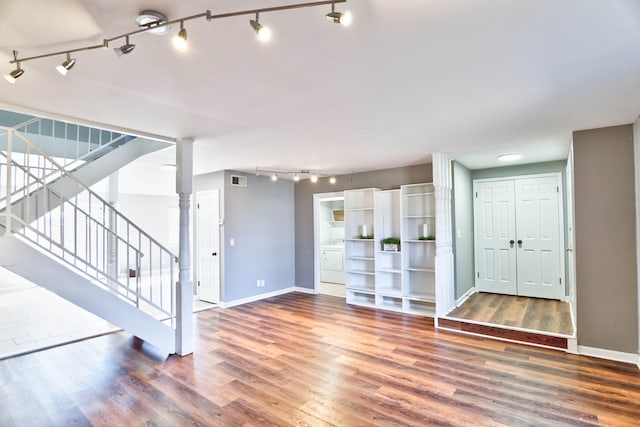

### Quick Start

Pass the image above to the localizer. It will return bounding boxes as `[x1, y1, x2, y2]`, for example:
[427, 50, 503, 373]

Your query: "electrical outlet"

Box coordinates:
[256, 279, 261, 287]
[261, 279, 266, 287]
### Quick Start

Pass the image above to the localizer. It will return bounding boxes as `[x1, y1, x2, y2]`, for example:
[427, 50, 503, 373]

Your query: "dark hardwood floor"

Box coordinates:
[1, 293, 638, 426]
[448, 292, 574, 335]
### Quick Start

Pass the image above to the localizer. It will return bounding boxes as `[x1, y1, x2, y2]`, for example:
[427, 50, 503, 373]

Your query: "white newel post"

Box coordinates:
[176, 138, 194, 356]
[433, 153, 455, 321]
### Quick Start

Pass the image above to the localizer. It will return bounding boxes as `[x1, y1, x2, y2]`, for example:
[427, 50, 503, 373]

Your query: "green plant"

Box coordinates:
[358, 234, 374, 239]
[382, 237, 401, 245]
[419, 235, 435, 241]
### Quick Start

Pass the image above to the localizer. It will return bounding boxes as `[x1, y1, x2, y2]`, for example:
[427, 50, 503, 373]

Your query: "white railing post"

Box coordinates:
[175, 137, 193, 356]
[107, 172, 119, 292]
[5, 130, 12, 236]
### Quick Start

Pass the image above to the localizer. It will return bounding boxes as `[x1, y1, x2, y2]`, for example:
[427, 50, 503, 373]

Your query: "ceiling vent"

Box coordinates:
[230, 175, 247, 187]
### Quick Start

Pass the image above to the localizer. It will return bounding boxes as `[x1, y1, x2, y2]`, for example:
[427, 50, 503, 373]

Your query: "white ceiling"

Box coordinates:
[1, 0, 640, 179]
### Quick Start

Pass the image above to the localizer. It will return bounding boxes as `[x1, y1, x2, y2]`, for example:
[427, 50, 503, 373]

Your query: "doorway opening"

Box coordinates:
[445, 163, 577, 344]
[313, 192, 346, 298]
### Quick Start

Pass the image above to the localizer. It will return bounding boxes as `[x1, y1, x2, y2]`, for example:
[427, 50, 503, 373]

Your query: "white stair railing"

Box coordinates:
[0, 126, 177, 327]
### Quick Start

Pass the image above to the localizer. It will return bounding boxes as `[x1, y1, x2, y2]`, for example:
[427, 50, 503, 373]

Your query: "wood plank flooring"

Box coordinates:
[448, 292, 574, 336]
[1, 292, 638, 426]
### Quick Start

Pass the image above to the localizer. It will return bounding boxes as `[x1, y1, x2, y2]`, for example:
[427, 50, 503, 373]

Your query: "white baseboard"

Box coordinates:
[294, 286, 317, 295]
[219, 287, 296, 308]
[455, 287, 476, 307]
[566, 338, 578, 354]
[578, 345, 639, 365]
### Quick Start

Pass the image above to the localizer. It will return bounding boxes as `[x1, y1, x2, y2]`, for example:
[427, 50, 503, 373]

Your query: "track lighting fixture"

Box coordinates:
[250, 13, 272, 43]
[173, 21, 188, 51]
[310, 175, 319, 183]
[256, 168, 337, 183]
[271, 174, 279, 181]
[326, 2, 352, 26]
[4, 51, 23, 84]
[329, 177, 337, 184]
[56, 52, 76, 76]
[293, 174, 301, 182]
[4, 0, 348, 83]
[114, 36, 136, 56]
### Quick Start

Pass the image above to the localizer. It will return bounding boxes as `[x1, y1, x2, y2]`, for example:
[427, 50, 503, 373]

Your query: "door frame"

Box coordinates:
[195, 188, 221, 303]
[313, 191, 345, 295]
[472, 172, 566, 300]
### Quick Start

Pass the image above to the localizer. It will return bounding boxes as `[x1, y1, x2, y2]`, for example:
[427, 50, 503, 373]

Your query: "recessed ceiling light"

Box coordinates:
[498, 154, 522, 162]
[136, 10, 170, 35]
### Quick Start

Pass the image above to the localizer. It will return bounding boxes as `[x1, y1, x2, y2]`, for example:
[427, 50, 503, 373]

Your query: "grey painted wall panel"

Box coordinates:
[573, 124, 638, 353]
[295, 164, 432, 289]
[452, 162, 474, 299]
[223, 171, 295, 302]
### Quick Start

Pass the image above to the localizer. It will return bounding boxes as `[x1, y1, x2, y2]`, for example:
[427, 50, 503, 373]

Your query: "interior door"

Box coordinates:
[515, 176, 563, 299]
[474, 180, 518, 295]
[197, 189, 220, 303]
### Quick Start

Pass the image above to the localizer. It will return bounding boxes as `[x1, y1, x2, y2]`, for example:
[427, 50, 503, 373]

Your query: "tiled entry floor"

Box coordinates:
[319, 282, 346, 298]
[0, 269, 215, 360]
[0, 269, 118, 359]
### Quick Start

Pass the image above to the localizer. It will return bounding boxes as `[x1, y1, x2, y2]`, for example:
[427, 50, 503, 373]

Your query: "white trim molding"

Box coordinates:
[433, 153, 455, 316]
[634, 119, 640, 370]
[578, 345, 640, 365]
[455, 287, 475, 307]
[295, 286, 317, 294]
[219, 287, 296, 308]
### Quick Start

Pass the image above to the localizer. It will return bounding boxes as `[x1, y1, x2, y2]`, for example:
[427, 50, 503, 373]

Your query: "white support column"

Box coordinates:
[633, 119, 640, 363]
[107, 171, 119, 291]
[433, 153, 455, 320]
[175, 138, 194, 356]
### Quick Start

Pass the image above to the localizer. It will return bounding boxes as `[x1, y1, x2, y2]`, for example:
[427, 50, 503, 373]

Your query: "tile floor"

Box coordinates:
[319, 281, 346, 298]
[0, 268, 215, 360]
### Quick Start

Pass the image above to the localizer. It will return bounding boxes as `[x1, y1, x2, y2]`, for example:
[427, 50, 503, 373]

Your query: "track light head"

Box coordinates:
[326, 3, 352, 26]
[4, 51, 24, 84]
[310, 174, 319, 183]
[329, 176, 337, 184]
[56, 53, 76, 76]
[250, 13, 272, 42]
[4, 67, 24, 84]
[293, 174, 300, 182]
[173, 22, 188, 50]
[114, 36, 135, 56]
[271, 174, 278, 181]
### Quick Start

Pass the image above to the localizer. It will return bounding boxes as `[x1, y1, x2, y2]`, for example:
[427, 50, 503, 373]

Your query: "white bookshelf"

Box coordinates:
[345, 188, 379, 303]
[343, 184, 437, 318]
[401, 183, 436, 316]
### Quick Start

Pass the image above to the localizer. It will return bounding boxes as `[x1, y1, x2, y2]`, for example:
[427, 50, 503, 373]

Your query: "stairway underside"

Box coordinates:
[0, 235, 175, 354]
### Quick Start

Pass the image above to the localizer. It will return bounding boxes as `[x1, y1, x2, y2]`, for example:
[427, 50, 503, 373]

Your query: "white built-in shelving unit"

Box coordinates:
[345, 183, 436, 317]
[344, 188, 378, 307]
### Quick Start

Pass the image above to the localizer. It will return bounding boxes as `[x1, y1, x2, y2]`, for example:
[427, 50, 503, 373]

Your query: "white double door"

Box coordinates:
[474, 174, 564, 300]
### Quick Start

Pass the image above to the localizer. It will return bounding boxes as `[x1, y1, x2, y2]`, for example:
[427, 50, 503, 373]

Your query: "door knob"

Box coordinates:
[566, 248, 573, 253]
[212, 252, 217, 256]
[517, 240, 522, 245]
[509, 240, 515, 246]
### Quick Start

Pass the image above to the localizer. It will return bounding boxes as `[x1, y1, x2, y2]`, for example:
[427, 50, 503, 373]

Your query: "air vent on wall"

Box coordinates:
[230, 175, 247, 187]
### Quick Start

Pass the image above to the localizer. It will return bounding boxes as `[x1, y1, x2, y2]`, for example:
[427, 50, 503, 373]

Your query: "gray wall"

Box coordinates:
[573, 124, 638, 353]
[295, 164, 432, 288]
[452, 162, 474, 299]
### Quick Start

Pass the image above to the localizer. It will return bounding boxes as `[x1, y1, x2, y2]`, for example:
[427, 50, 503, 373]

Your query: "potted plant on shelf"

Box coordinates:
[382, 237, 401, 252]
[418, 235, 435, 241]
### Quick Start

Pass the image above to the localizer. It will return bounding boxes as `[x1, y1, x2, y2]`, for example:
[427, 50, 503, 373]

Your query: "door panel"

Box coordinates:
[515, 176, 562, 299]
[474, 181, 517, 295]
[197, 189, 220, 303]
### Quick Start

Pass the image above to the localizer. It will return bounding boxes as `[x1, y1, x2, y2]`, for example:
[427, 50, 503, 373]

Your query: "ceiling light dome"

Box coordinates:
[136, 10, 170, 35]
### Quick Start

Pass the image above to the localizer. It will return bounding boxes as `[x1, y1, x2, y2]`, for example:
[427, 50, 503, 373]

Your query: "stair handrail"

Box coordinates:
[10, 115, 130, 169]
[1, 126, 178, 324]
